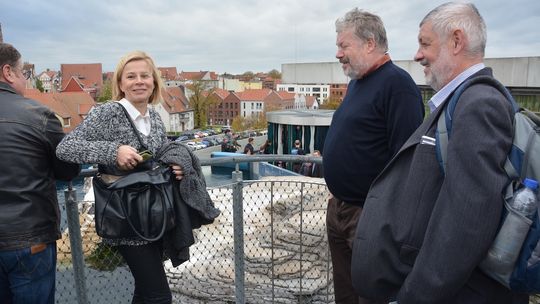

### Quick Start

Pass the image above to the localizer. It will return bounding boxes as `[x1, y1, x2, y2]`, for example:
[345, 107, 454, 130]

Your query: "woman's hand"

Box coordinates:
[171, 164, 184, 180]
[116, 145, 143, 170]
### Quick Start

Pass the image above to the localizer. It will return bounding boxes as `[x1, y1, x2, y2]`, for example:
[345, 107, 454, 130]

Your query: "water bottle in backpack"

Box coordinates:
[479, 178, 538, 288]
[511, 179, 538, 219]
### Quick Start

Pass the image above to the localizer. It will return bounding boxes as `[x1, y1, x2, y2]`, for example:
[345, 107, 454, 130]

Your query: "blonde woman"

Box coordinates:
[57, 51, 182, 303]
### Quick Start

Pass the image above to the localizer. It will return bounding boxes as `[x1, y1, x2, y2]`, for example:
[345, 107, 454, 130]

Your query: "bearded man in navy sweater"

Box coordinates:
[323, 8, 425, 304]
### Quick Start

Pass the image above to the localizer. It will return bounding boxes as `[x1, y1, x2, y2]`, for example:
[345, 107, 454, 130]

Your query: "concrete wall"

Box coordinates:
[282, 62, 348, 85]
[282, 57, 540, 88]
[266, 109, 334, 126]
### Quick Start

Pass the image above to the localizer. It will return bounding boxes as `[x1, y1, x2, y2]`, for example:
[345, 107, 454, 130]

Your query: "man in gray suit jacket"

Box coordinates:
[350, 2, 528, 303]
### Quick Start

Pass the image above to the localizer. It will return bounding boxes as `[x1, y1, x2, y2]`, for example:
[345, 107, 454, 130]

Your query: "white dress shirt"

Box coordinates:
[117, 98, 151, 136]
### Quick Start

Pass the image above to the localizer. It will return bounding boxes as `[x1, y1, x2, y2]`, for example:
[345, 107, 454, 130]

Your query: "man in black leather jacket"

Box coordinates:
[0, 43, 80, 304]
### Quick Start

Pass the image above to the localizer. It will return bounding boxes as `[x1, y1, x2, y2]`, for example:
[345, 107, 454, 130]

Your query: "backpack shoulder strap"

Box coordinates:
[436, 75, 519, 174]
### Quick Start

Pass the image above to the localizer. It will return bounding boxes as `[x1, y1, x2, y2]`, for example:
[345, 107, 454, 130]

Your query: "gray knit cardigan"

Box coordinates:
[56, 101, 167, 165]
[56, 101, 167, 245]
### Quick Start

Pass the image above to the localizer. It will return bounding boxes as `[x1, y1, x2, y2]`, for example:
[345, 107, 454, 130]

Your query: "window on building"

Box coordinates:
[63, 118, 71, 127]
[287, 87, 294, 92]
[313, 87, 321, 92]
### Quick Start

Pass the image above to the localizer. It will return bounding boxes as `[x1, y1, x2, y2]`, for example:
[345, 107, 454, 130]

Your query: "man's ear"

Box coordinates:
[451, 29, 466, 55]
[1, 64, 15, 84]
[366, 37, 377, 53]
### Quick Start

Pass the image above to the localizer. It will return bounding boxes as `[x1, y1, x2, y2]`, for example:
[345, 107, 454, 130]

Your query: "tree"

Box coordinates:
[267, 69, 281, 79]
[188, 81, 219, 129]
[231, 115, 246, 131]
[319, 96, 342, 110]
[97, 80, 112, 103]
[35, 78, 44, 92]
[252, 112, 267, 130]
[242, 71, 255, 80]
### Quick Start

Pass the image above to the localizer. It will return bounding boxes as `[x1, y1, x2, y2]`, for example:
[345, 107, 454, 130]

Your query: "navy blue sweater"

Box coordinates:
[323, 61, 424, 206]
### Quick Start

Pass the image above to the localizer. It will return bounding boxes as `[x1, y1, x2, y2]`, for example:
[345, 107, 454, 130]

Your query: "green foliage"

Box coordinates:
[267, 69, 281, 79]
[97, 80, 112, 103]
[35, 78, 44, 92]
[85, 242, 125, 271]
[231, 115, 245, 131]
[319, 97, 342, 110]
[242, 71, 255, 79]
[231, 112, 267, 132]
[188, 81, 219, 128]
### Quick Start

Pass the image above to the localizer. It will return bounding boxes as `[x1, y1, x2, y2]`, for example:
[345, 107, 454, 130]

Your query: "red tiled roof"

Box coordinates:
[276, 91, 295, 100]
[38, 70, 57, 79]
[104, 72, 114, 82]
[158, 67, 178, 81]
[78, 103, 94, 115]
[179, 71, 204, 81]
[24, 90, 70, 119]
[178, 71, 218, 81]
[305, 95, 317, 107]
[24, 90, 96, 132]
[160, 87, 188, 114]
[61, 63, 103, 92]
[24, 88, 42, 95]
[62, 77, 85, 92]
[236, 89, 272, 101]
[212, 88, 230, 100]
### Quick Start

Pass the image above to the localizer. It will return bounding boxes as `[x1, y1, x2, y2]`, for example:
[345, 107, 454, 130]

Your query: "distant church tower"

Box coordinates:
[0, 23, 3, 43]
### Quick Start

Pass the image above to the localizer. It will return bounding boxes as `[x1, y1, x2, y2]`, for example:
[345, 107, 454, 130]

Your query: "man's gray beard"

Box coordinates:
[344, 61, 369, 80]
[424, 49, 456, 91]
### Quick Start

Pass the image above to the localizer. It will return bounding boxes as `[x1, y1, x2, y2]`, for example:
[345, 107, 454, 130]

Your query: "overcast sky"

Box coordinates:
[1, 0, 539, 74]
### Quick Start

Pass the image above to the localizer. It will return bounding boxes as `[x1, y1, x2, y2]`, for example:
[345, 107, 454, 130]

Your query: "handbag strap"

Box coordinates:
[119, 191, 169, 242]
[117, 102, 148, 151]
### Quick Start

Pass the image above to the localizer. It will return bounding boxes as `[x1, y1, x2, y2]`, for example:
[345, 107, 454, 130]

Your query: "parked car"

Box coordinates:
[201, 139, 214, 147]
[181, 132, 196, 140]
[175, 135, 189, 142]
[221, 125, 232, 133]
[204, 129, 217, 136]
[183, 141, 197, 151]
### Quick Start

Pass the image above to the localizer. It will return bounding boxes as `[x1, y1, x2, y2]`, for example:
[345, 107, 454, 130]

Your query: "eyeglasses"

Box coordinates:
[1, 64, 31, 80]
[9, 65, 31, 80]
[22, 69, 31, 80]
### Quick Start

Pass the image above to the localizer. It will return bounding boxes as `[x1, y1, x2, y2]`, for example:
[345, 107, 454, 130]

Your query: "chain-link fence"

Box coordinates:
[55, 165, 332, 304]
[53, 155, 540, 304]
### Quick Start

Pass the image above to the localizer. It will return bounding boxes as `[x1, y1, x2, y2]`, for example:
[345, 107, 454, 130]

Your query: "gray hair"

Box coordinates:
[336, 8, 388, 53]
[421, 2, 486, 58]
[0, 43, 21, 69]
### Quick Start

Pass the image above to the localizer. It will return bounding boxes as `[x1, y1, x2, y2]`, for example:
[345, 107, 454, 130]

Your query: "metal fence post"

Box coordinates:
[232, 164, 245, 304]
[65, 182, 89, 304]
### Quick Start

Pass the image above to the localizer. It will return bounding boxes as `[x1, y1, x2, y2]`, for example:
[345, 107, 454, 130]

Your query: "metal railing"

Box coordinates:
[56, 155, 332, 304]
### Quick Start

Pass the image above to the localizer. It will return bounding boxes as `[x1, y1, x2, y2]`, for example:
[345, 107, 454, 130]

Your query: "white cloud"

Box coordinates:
[1, 0, 539, 74]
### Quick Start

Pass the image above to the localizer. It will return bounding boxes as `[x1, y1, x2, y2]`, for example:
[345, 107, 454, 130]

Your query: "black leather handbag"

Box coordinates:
[92, 104, 176, 241]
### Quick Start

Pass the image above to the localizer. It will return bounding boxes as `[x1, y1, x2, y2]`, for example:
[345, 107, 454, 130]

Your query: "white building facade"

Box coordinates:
[241, 100, 264, 118]
[276, 83, 330, 104]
